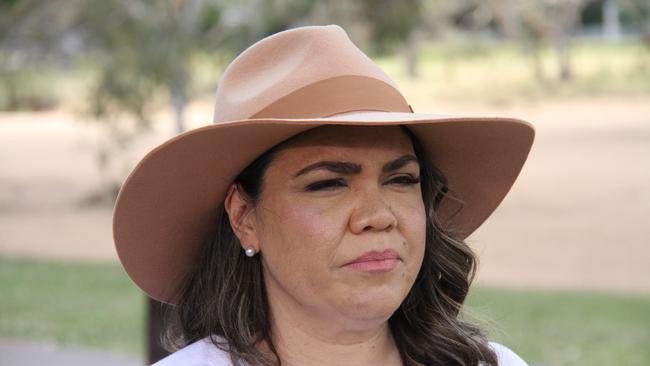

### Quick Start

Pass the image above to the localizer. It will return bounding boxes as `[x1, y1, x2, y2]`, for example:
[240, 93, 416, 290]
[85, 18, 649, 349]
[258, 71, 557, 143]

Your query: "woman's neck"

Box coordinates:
[265, 298, 404, 366]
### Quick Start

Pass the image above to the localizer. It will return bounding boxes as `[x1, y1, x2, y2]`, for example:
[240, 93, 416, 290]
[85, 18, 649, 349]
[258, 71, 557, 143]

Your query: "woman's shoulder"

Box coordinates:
[152, 337, 233, 366]
[486, 341, 529, 366]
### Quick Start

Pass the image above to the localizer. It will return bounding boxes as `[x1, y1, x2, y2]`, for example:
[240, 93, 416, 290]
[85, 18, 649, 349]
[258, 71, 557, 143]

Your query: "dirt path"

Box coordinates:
[1, 96, 649, 294]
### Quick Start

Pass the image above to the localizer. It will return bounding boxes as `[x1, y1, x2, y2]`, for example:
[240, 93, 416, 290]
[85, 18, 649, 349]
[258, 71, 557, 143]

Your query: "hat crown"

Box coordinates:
[213, 24, 411, 123]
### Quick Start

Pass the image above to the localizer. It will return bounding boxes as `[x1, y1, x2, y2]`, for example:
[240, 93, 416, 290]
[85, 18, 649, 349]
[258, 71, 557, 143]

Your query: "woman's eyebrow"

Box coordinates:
[293, 161, 360, 178]
[293, 154, 419, 178]
[382, 154, 419, 173]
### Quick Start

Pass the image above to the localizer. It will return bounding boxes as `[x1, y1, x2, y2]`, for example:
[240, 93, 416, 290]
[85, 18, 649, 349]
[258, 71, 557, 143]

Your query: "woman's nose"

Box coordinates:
[348, 186, 398, 234]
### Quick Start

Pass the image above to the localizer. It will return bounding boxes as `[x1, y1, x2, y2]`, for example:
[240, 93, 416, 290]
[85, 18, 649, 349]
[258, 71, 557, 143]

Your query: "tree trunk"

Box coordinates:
[549, 0, 587, 82]
[403, 31, 418, 79]
[603, 0, 621, 42]
[171, 86, 186, 134]
[555, 36, 573, 82]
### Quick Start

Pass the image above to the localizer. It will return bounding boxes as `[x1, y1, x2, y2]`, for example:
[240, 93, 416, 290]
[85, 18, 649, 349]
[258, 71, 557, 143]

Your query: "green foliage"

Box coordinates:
[78, 0, 226, 133]
[0, 0, 77, 111]
[0, 68, 58, 111]
[257, 0, 318, 35]
[358, 0, 422, 55]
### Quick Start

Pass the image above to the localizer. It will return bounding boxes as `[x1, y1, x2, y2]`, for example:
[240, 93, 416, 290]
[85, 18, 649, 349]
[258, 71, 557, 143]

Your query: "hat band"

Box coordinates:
[250, 75, 412, 120]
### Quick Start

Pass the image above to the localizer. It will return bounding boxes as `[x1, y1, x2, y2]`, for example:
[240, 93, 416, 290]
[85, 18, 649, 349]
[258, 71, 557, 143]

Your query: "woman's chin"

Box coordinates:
[331, 288, 406, 324]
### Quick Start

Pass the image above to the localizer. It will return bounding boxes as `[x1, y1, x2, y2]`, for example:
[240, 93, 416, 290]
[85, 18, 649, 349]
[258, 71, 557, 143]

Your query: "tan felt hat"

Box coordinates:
[113, 24, 535, 304]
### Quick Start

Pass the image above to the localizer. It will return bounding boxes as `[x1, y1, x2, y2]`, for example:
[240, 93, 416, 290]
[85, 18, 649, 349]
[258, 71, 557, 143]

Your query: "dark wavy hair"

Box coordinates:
[163, 125, 498, 365]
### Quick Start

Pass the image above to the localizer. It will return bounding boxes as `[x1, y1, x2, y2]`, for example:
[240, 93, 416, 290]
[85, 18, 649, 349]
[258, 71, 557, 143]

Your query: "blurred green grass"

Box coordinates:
[0, 255, 145, 355]
[465, 286, 650, 366]
[1, 255, 649, 365]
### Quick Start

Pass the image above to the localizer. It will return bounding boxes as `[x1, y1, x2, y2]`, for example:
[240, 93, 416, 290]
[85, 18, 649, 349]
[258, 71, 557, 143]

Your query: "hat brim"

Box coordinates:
[113, 111, 535, 304]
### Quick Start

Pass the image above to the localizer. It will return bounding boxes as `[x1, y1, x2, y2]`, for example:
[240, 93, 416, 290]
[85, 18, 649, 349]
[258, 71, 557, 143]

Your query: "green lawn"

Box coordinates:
[0, 255, 145, 356]
[465, 286, 650, 365]
[1, 255, 649, 365]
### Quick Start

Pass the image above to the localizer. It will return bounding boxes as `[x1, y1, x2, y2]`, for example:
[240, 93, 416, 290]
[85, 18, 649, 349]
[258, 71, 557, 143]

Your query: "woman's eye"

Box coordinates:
[306, 175, 420, 191]
[389, 175, 421, 186]
[306, 179, 347, 191]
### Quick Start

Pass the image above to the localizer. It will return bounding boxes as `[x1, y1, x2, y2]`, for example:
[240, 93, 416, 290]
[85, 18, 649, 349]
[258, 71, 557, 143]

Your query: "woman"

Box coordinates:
[113, 25, 535, 365]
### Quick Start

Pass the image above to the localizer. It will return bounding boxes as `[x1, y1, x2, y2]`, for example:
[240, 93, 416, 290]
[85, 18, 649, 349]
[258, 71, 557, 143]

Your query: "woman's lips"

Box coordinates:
[342, 249, 401, 273]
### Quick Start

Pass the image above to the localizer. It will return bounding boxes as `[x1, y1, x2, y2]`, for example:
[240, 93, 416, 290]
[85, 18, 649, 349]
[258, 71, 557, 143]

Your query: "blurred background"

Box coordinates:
[1, 0, 649, 365]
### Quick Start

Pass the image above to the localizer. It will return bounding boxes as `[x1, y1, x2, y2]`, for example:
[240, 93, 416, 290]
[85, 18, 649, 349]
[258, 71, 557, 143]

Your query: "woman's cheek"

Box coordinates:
[283, 198, 344, 239]
[400, 200, 427, 265]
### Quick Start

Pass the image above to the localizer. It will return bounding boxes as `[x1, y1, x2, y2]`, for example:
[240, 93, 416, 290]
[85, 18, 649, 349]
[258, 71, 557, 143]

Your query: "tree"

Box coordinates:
[79, 0, 228, 135]
[476, 0, 589, 82]
[603, 0, 622, 42]
[0, 0, 75, 110]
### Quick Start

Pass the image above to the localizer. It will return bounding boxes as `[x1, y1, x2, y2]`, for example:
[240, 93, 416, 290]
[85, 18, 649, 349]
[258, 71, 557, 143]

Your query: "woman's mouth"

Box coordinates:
[342, 249, 401, 273]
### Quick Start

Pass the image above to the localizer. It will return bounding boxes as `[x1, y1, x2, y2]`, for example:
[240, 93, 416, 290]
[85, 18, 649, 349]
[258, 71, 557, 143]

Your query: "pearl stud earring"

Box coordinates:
[244, 247, 256, 257]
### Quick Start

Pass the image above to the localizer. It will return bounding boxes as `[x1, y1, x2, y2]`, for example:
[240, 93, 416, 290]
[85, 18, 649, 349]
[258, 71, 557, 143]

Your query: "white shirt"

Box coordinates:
[153, 337, 529, 365]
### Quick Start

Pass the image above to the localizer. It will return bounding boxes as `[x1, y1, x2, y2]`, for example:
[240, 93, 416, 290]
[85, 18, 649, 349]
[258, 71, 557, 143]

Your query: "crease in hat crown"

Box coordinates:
[213, 24, 411, 123]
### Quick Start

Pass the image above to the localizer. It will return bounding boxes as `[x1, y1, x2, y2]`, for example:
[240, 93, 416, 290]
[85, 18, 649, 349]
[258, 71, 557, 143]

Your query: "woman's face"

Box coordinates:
[244, 125, 426, 327]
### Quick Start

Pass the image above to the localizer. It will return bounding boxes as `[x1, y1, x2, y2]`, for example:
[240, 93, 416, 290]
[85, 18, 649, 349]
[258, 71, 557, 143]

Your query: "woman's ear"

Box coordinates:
[224, 183, 259, 252]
